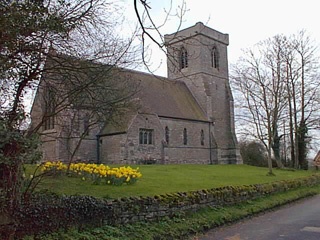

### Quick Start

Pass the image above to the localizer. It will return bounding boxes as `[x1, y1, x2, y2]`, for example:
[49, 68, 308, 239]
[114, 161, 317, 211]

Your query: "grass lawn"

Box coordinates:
[28, 164, 318, 199]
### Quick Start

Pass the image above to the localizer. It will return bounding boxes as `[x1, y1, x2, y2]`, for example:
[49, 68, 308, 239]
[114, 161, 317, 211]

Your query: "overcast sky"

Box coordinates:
[122, 0, 320, 76]
[119, 0, 320, 155]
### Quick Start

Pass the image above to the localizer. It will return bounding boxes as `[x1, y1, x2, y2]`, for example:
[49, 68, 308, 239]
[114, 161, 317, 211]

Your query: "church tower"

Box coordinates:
[164, 22, 241, 164]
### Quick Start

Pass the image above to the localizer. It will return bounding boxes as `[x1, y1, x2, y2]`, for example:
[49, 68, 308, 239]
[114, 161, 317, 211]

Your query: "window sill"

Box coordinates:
[41, 129, 57, 134]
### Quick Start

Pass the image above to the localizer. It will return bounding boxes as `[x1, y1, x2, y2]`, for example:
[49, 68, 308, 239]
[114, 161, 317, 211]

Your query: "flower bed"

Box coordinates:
[40, 161, 142, 185]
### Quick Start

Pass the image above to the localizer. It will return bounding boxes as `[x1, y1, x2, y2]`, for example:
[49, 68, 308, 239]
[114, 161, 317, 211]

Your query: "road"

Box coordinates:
[193, 195, 320, 240]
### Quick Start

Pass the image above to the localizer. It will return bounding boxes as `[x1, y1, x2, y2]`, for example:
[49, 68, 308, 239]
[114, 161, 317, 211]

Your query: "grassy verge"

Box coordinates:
[26, 164, 317, 198]
[24, 185, 320, 240]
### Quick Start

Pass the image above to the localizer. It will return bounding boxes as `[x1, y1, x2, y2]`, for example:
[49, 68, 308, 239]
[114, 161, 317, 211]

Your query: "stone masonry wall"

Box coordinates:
[100, 115, 216, 164]
[100, 134, 125, 164]
[100, 114, 164, 164]
[160, 118, 213, 164]
[14, 175, 320, 238]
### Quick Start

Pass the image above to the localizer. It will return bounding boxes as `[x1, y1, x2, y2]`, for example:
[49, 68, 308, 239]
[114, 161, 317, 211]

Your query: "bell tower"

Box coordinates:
[164, 22, 241, 164]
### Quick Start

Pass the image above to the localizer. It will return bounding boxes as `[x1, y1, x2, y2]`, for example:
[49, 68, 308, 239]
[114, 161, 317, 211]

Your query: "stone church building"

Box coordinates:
[30, 22, 242, 165]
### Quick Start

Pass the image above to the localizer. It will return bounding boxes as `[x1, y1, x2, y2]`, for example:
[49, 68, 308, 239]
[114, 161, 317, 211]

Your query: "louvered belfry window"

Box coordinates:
[211, 46, 219, 69]
[180, 47, 188, 69]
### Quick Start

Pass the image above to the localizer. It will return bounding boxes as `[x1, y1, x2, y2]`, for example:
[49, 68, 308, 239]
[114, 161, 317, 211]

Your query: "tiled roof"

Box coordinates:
[127, 70, 207, 121]
[40, 53, 207, 136]
[100, 69, 208, 135]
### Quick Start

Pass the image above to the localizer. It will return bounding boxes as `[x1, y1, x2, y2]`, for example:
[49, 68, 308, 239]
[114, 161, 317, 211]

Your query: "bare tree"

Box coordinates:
[231, 31, 320, 172]
[30, 55, 140, 165]
[231, 38, 287, 174]
[0, 1, 140, 237]
[283, 30, 320, 169]
[134, 0, 187, 71]
[1, 0, 190, 237]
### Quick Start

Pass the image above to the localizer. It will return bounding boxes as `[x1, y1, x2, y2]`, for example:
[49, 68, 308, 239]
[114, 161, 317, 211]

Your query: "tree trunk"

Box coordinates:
[272, 137, 283, 168]
[266, 149, 274, 175]
[298, 121, 308, 169]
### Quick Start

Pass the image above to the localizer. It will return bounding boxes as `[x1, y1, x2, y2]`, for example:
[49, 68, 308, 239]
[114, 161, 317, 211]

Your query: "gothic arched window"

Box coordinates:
[43, 88, 55, 130]
[183, 128, 188, 145]
[165, 126, 169, 144]
[200, 129, 204, 146]
[211, 46, 219, 69]
[180, 47, 188, 69]
[83, 114, 90, 136]
[139, 130, 144, 144]
[139, 128, 153, 145]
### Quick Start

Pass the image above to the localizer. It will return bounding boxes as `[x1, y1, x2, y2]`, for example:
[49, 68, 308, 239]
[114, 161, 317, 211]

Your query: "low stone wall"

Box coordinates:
[109, 174, 320, 224]
[13, 174, 320, 237]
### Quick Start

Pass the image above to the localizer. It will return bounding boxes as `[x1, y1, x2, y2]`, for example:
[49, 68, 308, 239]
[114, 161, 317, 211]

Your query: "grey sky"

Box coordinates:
[122, 0, 320, 76]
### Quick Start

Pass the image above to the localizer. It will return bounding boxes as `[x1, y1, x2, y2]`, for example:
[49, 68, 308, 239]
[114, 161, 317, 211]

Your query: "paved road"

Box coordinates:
[193, 195, 320, 240]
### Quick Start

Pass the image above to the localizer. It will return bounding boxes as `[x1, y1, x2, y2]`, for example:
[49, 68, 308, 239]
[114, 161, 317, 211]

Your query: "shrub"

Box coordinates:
[239, 141, 269, 167]
[14, 191, 110, 238]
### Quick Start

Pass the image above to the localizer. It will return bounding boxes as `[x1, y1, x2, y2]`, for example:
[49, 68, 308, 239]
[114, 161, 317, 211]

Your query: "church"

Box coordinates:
[30, 22, 242, 165]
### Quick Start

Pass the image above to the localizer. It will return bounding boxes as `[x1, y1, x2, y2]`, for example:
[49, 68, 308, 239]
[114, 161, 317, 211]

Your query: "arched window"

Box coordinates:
[43, 88, 55, 130]
[211, 46, 219, 69]
[165, 126, 169, 144]
[83, 114, 90, 136]
[180, 47, 188, 69]
[183, 128, 188, 145]
[139, 130, 144, 144]
[139, 128, 153, 145]
[200, 129, 204, 146]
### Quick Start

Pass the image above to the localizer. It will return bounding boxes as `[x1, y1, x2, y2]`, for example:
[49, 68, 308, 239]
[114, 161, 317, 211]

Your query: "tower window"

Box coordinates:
[200, 129, 204, 146]
[139, 128, 153, 145]
[183, 128, 188, 145]
[211, 46, 219, 69]
[180, 47, 188, 69]
[165, 126, 169, 144]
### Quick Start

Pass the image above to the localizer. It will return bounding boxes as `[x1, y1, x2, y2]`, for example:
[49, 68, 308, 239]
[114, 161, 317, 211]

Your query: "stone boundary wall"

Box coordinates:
[13, 174, 320, 237]
[109, 174, 320, 224]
